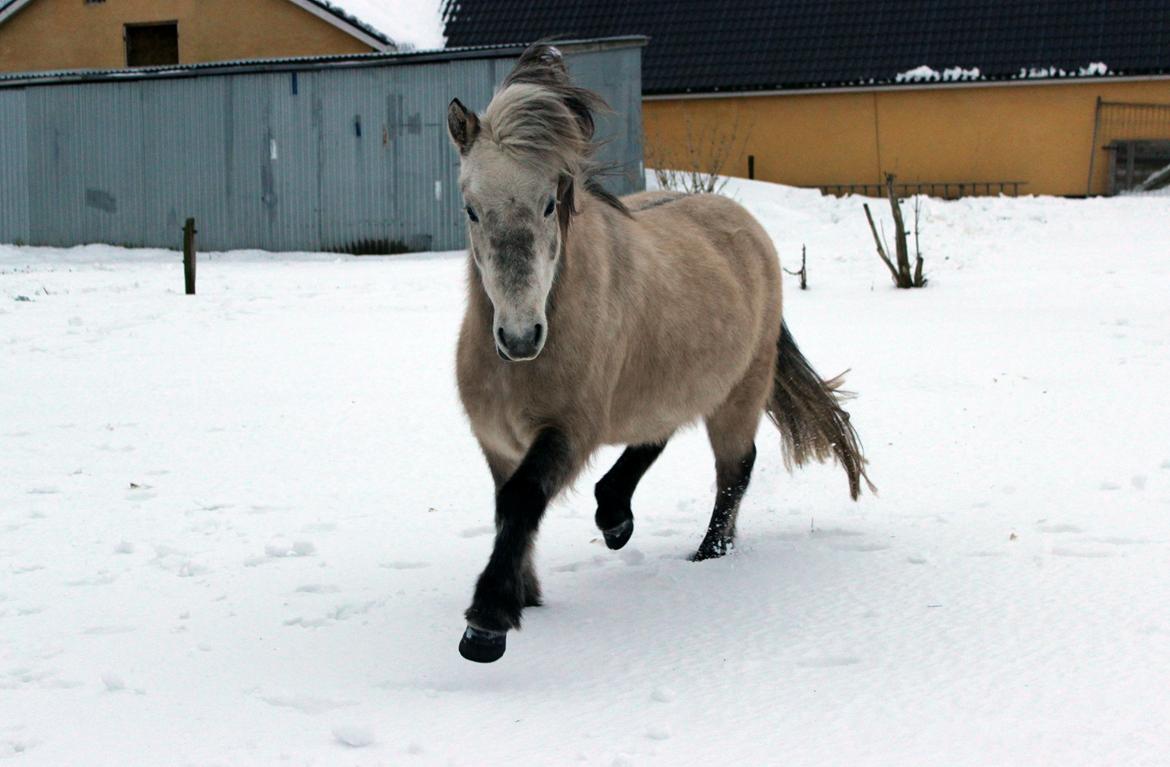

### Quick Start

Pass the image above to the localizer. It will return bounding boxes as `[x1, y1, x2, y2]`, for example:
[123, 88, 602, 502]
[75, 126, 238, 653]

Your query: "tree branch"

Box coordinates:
[863, 202, 901, 285]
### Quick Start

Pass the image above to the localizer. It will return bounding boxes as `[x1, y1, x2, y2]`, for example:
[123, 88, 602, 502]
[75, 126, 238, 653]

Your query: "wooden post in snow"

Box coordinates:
[783, 244, 808, 290]
[182, 218, 197, 295]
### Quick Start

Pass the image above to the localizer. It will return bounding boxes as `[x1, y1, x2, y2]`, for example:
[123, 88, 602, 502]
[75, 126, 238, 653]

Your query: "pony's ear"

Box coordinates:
[447, 98, 480, 154]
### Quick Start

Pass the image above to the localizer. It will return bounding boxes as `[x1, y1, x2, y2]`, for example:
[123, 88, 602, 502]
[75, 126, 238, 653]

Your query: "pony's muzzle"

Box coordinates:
[496, 323, 544, 361]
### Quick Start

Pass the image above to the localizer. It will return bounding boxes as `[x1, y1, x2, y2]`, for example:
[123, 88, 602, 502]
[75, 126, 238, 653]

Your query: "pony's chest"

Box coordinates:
[457, 354, 555, 456]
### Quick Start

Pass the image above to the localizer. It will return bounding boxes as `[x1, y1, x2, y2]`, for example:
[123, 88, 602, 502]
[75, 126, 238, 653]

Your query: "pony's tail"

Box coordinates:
[764, 322, 874, 500]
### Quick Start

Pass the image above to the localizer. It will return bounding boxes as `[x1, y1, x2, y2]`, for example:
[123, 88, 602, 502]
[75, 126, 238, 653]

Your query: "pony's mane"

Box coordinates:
[483, 44, 629, 216]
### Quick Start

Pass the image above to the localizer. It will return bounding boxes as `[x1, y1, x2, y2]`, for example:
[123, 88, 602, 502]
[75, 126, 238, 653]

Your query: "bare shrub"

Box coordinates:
[646, 110, 751, 195]
[863, 174, 927, 288]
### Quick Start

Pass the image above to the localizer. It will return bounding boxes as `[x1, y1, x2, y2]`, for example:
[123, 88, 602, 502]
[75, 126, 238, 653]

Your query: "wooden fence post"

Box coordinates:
[783, 244, 808, 290]
[183, 218, 197, 295]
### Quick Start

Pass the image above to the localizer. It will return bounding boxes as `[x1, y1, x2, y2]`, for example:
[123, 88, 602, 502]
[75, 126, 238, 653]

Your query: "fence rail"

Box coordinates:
[819, 180, 1026, 199]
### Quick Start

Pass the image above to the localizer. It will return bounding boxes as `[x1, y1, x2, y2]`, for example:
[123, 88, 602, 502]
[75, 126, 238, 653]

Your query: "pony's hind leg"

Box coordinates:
[693, 443, 756, 560]
[594, 441, 668, 550]
[693, 350, 773, 561]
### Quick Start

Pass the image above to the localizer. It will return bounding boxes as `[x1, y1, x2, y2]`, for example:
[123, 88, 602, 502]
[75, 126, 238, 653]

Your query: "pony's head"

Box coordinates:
[447, 44, 607, 362]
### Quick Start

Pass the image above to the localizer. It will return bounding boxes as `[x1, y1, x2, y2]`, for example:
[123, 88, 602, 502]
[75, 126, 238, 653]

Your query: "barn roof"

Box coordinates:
[0, 37, 644, 89]
[441, 0, 1170, 94]
[0, 0, 446, 52]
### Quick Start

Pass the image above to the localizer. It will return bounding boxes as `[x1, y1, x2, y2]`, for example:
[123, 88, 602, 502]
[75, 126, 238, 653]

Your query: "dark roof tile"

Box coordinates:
[443, 0, 1170, 93]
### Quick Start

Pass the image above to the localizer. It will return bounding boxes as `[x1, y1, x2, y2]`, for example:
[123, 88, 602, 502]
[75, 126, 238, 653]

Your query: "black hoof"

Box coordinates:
[459, 625, 507, 663]
[602, 518, 634, 550]
[690, 539, 732, 562]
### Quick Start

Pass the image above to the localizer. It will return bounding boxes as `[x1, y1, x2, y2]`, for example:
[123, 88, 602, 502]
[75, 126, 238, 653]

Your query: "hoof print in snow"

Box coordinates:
[332, 725, 374, 748]
[651, 686, 676, 703]
[264, 538, 316, 559]
[459, 625, 506, 663]
[646, 725, 672, 740]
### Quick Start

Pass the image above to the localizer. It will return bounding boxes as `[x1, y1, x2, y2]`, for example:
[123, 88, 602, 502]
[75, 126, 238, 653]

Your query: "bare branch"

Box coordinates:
[647, 108, 751, 195]
[863, 202, 901, 285]
[885, 174, 912, 285]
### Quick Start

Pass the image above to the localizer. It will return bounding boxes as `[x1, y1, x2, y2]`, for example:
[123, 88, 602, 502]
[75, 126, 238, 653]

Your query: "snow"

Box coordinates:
[896, 62, 1113, 83]
[3, 178, 1170, 764]
[895, 65, 981, 83]
[1018, 62, 1112, 80]
[332, 724, 376, 748]
[325, 0, 446, 50]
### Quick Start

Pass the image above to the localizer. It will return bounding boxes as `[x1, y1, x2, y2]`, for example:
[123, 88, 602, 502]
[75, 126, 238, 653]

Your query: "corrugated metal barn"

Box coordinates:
[0, 38, 645, 253]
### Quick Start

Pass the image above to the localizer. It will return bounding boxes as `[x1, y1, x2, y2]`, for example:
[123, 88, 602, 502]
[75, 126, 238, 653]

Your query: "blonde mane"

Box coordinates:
[483, 83, 593, 179]
[479, 44, 627, 214]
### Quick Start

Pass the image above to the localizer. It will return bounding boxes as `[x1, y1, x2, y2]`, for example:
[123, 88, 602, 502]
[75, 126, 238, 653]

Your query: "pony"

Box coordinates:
[447, 44, 871, 662]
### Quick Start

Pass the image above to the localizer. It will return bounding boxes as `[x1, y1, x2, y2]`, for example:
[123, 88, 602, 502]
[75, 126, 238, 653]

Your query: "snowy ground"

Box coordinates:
[2, 180, 1170, 765]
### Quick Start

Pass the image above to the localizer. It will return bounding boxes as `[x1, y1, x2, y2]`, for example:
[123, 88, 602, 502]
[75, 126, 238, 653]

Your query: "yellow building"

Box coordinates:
[443, 1, 1170, 196]
[645, 78, 1170, 197]
[0, 0, 393, 73]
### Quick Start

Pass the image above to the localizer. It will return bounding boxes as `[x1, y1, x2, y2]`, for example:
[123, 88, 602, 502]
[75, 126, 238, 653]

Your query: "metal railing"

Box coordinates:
[1088, 98, 1170, 195]
[818, 180, 1026, 198]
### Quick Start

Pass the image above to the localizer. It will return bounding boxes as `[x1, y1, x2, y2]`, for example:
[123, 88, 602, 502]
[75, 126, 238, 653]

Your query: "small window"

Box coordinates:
[125, 22, 179, 67]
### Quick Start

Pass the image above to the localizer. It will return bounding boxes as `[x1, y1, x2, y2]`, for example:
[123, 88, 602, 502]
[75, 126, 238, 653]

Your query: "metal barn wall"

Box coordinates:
[0, 41, 644, 253]
[0, 88, 29, 244]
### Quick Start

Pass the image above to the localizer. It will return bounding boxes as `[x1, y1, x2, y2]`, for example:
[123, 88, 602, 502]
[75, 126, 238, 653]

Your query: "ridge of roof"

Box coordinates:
[302, 0, 395, 48]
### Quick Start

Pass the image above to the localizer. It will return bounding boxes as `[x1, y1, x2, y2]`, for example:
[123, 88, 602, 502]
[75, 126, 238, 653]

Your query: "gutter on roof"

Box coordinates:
[645, 72, 1170, 100]
[0, 0, 31, 26]
[0, 36, 648, 89]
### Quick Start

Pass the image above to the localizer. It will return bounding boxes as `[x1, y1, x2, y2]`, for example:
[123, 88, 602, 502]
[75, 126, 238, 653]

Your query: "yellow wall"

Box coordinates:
[645, 79, 1170, 196]
[0, 0, 373, 73]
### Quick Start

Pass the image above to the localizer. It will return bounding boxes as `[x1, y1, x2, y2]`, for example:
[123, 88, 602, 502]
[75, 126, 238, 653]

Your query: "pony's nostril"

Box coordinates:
[497, 327, 507, 347]
[532, 323, 543, 346]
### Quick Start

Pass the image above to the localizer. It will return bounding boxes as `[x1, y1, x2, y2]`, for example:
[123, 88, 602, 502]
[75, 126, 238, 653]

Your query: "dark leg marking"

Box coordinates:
[460, 429, 572, 663]
[594, 442, 667, 550]
[692, 444, 757, 562]
[484, 452, 541, 607]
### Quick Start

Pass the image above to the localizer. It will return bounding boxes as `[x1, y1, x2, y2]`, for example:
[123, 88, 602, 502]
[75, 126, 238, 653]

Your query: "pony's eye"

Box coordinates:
[543, 198, 556, 218]
[465, 206, 479, 223]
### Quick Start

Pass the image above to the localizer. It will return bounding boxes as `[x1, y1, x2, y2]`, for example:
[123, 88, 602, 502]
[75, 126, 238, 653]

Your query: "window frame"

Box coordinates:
[123, 21, 180, 68]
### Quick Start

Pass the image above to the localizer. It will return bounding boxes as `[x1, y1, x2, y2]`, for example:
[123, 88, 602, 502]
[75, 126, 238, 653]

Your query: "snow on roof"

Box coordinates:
[323, 0, 445, 51]
[895, 65, 983, 84]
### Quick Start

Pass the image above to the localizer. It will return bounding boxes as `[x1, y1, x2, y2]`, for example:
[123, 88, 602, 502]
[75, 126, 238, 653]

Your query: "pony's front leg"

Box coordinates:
[460, 428, 575, 663]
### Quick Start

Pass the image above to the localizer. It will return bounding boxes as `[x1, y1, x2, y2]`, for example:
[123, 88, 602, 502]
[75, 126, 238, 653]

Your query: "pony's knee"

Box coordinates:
[497, 475, 547, 530]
